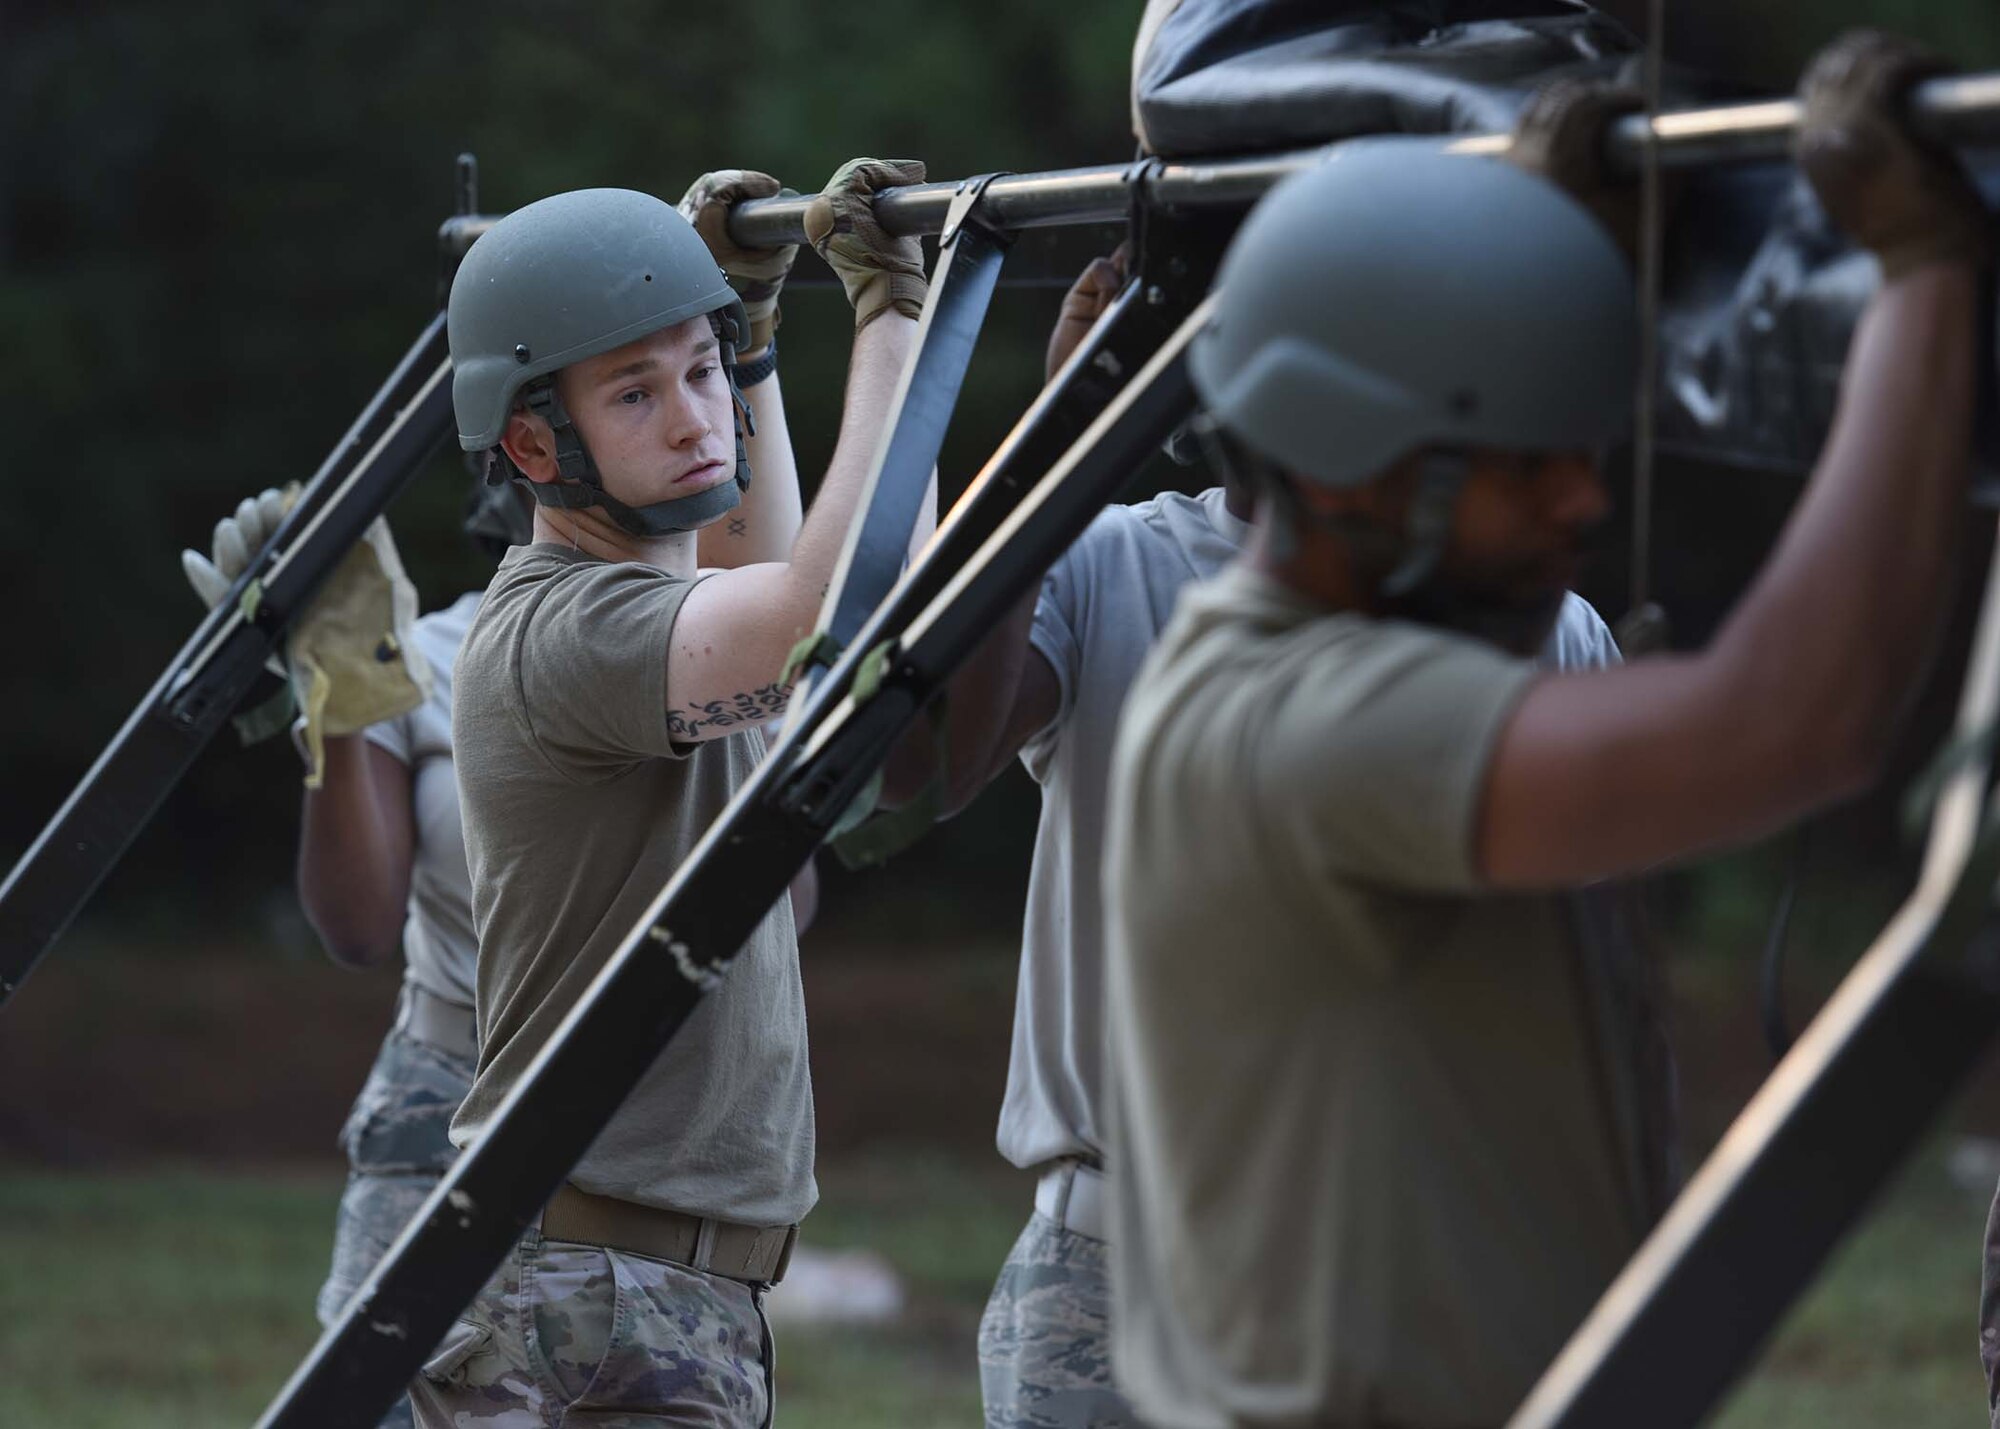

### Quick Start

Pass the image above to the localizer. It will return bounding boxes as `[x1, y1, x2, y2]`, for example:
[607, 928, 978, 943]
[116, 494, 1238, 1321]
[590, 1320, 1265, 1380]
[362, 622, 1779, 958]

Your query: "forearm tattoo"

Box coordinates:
[667, 682, 791, 740]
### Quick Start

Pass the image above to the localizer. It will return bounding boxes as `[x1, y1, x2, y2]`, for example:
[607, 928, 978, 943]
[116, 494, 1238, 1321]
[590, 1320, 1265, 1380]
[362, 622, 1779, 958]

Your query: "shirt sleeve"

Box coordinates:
[1019, 543, 1092, 782]
[514, 563, 703, 777]
[362, 712, 413, 764]
[1541, 591, 1623, 672]
[1257, 628, 1537, 895]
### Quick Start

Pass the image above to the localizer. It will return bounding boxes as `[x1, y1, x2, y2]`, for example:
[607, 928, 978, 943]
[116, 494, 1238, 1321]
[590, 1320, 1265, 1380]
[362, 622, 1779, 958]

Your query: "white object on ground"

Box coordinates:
[1948, 1135, 2000, 1198]
[763, 1244, 906, 1325]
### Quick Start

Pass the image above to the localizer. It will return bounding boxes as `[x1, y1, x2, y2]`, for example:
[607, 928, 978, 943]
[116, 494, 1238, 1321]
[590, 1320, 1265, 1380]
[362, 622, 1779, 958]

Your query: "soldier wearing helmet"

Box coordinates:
[879, 251, 1619, 1427]
[173, 170, 821, 1429]
[411, 159, 931, 1429]
[1101, 32, 1990, 1429]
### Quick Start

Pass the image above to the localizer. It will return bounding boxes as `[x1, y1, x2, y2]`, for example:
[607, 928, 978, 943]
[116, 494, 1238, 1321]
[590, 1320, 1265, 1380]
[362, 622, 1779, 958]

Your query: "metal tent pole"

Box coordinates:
[0, 319, 456, 1007]
[425, 71, 2000, 257]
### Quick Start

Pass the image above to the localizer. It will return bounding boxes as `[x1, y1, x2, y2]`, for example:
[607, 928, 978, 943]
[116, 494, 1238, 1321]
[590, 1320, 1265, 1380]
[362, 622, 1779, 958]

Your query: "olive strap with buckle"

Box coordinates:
[539, 1184, 798, 1286]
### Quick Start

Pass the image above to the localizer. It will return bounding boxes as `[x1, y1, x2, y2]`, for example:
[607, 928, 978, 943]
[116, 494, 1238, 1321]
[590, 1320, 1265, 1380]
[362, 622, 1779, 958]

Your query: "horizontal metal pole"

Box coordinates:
[720, 69, 2000, 247]
[435, 70, 1998, 260]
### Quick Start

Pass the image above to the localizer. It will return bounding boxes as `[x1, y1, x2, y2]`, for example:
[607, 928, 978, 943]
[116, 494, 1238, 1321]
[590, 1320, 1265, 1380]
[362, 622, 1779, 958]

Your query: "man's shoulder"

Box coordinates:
[1050, 489, 1234, 600]
[476, 546, 695, 636]
[1156, 573, 1518, 716]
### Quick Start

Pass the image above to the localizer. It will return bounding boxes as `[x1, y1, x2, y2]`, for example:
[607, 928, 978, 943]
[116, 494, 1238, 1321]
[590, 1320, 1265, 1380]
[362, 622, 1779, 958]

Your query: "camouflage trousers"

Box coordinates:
[318, 1024, 476, 1429]
[411, 1226, 774, 1428]
[979, 1211, 1141, 1429]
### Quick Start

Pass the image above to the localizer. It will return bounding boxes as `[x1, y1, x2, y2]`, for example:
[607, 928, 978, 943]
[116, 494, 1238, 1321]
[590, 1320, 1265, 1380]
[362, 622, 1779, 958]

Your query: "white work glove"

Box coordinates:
[181, 486, 431, 788]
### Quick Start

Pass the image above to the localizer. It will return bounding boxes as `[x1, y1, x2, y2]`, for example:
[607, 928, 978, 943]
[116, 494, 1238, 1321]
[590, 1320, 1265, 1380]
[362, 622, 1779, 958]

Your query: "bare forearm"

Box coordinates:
[297, 736, 413, 967]
[781, 315, 918, 603]
[1708, 263, 1976, 783]
[699, 373, 802, 568]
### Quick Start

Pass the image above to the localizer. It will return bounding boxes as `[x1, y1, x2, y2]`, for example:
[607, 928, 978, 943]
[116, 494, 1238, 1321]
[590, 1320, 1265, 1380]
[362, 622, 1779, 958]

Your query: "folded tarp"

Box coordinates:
[1131, 0, 1999, 483]
[1131, 0, 1637, 157]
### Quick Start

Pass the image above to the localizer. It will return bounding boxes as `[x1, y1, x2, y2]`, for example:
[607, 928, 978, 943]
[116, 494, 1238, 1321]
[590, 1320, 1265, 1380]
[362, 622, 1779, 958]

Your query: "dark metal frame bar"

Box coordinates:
[0, 319, 455, 1006]
[425, 72, 2000, 259]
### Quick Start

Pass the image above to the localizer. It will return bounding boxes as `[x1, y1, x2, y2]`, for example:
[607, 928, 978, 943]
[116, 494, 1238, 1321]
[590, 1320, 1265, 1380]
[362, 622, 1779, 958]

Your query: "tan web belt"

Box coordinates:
[539, 1183, 798, 1286]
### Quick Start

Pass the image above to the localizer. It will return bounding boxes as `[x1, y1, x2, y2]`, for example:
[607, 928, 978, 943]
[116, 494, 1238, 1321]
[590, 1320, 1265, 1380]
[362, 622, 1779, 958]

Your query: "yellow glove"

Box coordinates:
[678, 168, 798, 357]
[803, 157, 929, 330]
[181, 486, 431, 787]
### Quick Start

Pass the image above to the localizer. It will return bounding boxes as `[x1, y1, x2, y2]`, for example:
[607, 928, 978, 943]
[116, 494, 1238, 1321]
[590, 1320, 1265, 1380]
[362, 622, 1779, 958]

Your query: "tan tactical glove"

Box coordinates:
[803, 157, 929, 330]
[678, 168, 798, 358]
[1507, 77, 1646, 260]
[1045, 245, 1130, 383]
[1795, 30, 1991, 282]
[181, 486, 431, 788]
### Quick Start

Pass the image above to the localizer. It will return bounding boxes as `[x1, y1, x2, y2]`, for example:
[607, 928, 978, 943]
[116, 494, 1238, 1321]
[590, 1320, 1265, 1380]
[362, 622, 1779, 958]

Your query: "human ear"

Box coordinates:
[500, 411, 559, 484]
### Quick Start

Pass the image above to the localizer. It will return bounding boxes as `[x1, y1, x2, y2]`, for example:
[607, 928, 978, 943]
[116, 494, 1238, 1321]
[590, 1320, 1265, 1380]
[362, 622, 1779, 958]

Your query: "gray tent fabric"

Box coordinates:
[1131, 0, 1637, 156]
[1659, 156, 2000, 485]
[1131, 0, 1999, 482]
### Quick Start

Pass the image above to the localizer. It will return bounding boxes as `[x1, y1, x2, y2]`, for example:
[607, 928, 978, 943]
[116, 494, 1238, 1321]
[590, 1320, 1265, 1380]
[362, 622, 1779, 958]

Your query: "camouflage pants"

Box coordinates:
[318, 1025, 476, 1429]
[410, 1226, 774, 1428]
[979, 1212, 1141, 1429]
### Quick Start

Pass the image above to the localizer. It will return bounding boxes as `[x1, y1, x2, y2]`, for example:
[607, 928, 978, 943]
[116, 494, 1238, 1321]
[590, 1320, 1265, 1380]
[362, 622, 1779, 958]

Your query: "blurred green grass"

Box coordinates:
[0, 1153, 1022, 1429]
[0, 1144, 1987, 1427]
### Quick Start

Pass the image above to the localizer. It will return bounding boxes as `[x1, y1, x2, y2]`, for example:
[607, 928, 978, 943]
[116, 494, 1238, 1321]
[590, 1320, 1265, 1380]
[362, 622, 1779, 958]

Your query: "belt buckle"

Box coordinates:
[769, 1224, 798, 1285]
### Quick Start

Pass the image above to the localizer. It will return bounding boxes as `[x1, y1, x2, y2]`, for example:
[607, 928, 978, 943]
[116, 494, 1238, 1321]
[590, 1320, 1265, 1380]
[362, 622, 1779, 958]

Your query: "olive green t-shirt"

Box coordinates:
[1105, 565, 1662, 1429]
[449, 544, 813, 1226]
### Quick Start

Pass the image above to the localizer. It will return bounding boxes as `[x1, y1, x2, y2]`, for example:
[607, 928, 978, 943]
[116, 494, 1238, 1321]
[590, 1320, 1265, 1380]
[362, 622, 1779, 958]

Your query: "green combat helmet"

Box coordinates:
[1191, 138, 1638, 592]
[448, 187, 755, 535]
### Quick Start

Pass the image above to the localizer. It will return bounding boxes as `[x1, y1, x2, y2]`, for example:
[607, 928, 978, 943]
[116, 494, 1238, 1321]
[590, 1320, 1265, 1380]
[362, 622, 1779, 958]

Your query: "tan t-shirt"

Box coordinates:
[449, 544, 814, 1227]
[1105, 565, 1661, 1429]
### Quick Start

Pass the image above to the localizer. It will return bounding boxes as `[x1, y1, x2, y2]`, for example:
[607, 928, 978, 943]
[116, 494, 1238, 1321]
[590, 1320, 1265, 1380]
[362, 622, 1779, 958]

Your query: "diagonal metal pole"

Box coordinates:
[251, 271, 1207, 1429]
[1511, 526, 2000, 1429]
[0, 318, 455, 1007]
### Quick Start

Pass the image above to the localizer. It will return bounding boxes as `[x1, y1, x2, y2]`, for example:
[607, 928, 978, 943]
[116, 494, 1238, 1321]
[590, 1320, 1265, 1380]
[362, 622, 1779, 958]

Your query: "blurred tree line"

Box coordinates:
[1, 0, 1996, 956]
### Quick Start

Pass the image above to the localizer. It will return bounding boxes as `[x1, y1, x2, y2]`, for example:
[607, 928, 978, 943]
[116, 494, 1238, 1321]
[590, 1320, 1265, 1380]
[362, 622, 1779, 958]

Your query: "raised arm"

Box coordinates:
[181, 489, 428, 965]
[298, 738, 415, 966]
[881, 250, 1132, 809]
[666, 158, 932, 741]
[697, 370, 803, 569]
[1477, 34, 1990, 887]
[680, 169, 807, 569]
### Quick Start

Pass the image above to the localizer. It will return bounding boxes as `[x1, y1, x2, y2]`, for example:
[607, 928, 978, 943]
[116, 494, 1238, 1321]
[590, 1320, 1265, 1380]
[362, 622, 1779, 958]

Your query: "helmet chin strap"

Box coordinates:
[510, 352, 756, 538]
[1380, 450, 1469, 598]
[1204, 422, 1550, 653]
